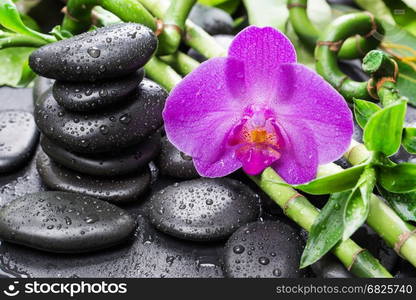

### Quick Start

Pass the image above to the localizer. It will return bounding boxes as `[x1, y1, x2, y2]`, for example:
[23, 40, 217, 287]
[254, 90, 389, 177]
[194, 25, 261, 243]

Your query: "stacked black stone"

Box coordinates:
[29, 23, 167, 204]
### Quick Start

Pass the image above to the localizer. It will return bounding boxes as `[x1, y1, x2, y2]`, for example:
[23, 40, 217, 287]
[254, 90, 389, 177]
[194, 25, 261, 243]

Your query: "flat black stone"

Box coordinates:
[147, 178, 261, 241]
[35, 79, 167, 153]
[36, 151, 151, 204]
[0, 215, 224, 278]
[189, 4, 233, 35]
[52, 69, 144, 112]
[0, 111, 39, 173]
[0, 192, 135, 253]
[0, 87, 34, 112]
[40, 133, 161, 177]
[223, 220, 305, 278]
[157, 136, 199, 179]
[32, 76, 54, 105]
[29, 23, 157, 82]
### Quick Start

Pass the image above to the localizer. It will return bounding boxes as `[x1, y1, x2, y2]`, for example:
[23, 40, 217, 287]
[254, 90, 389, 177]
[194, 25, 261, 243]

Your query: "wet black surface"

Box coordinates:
[29, 23, 157, 82]
[189, 4, 233, 36]
[0, 192, 136, 253]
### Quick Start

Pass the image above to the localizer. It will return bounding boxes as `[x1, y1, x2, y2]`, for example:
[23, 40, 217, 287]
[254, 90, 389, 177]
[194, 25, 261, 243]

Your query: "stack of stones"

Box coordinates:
[28, 23, 167, 204]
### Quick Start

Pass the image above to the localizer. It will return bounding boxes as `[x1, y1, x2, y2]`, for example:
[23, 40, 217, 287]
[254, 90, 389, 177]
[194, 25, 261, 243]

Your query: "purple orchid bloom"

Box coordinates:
[163, 26, 353, 184]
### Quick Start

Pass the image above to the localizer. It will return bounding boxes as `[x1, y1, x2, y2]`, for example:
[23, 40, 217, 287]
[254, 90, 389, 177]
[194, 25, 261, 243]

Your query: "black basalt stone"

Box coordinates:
[52, 69, 144, 112]
[189, 4, 233, 36]
[36, 151, 151, 204]
[0, 192, 136, 253]
[0, 111, 39, 173]
[29, 23, 157, 82]
[157, 136, 199, 179]
[35, 79, 167, 153]
[147, 178, 261, 242]
[40, 133, 161, 177]
[223, 220, 305, 278]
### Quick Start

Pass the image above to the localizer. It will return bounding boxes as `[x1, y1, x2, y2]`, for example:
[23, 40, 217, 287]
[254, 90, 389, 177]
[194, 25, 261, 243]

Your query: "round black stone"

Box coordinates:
[223, 220, 305, 278]
[0, 215, 224, 278]
[29, 23, 157, 82]
[157, 136, 199, 179]
[33, 76, 55, 105]
[0, 192, 135, 253]
[36, 151, 151, 204]
[35, 79, 167, 153]
[189, 4, 233, 36]
[147, 178, 261, 241]
[52, 69, 144, 112]
[0, 111, 39, 173]
[40, 133, 160, 177]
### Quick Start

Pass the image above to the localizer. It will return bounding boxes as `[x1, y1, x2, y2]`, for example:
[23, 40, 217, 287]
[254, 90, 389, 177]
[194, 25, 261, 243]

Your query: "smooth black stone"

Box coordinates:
[0, 215, 224, 278]
[311, 255, 353, 278]
[390, 146, 416, 164]
[223, 220, 305, 278]
[406, 105, 416, 123]
[0, 111, 39, 173]
[147, 178, 260, 242]
[35, 79, 167, 153]
[52, 70, 144, 112]
[40, 133, 160, 177]
[189, 4, 233, 36]
[29, 23, 157, 82]
[36, 151, 151, 204]
[0, 87, 34, 112]
[157, 136, 199, 179]
[32, 76, 54, 105]
[395, 261, 416, 278]
[339, 59, 369, 82]
[0, 192, 135, 253]
[188, 34, 234, 63]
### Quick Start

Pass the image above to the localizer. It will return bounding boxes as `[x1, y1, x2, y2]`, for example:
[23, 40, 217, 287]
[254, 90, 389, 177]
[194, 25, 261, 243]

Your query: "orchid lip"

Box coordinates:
[228, 105, 283, 175]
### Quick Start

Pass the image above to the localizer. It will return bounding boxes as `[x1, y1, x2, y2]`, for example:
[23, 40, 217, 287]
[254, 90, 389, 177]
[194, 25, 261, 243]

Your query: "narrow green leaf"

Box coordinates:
[363, 100, 407, 156]
[296, 164, 366, 195]
[379, 163, 416, 193]
[383, 0, 416, 35]
[343, 167, 376, 241]
[0, 0, 54, 42]
[353, 98, 381, 129]
[403, 127, 416, 154]
[378, 185, 416, 222]
[300, 191, 348, 268]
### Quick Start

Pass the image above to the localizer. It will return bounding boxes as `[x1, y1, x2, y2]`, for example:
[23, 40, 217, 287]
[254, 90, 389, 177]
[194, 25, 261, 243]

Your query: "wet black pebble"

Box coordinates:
[0, 215, 224, 278]
[40, 133, 160, 177]
[36, 151, 151, 204]
[189, 4, 233, 35]
[29, 23, 157, 82]
[0, 111, 39, 173]
[223, 220, 305, 278]
[157, 136, 199, 179]
[32, 76, 55, 104]
[0, 192, 135, 253]
[147, 178, 261, 242]
[52, 69, 144, 112]
[35, 79, 167, 153]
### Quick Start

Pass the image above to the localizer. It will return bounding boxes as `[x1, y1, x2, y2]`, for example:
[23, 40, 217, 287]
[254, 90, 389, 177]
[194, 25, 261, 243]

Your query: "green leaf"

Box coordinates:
[242, 0, 288, 32]
[0, 0, 53, 42]
[215, 0, 241, 14]
[296, 164, 366, 195]
[403, 127, 416, 154]
[198, 0, 230, 5]
[379, 163, 416, 193]
[300, 191, 348, 268]
[353, 99, 382, 129]
[354, 0, 395, 23]
[396, 60, 416, 106]
[50, 25, 74, 41]
[378, 185, 416, 222]
[363, 100, 407, 156]
[0, 46, 35, 87]
[383, 0, 416, 35]
[342, 167, 376, 241]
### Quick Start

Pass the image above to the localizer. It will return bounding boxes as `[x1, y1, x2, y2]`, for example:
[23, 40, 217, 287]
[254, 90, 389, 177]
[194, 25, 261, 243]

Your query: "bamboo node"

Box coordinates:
[283, 193, 304, 215]
[348, 249, 366, 271]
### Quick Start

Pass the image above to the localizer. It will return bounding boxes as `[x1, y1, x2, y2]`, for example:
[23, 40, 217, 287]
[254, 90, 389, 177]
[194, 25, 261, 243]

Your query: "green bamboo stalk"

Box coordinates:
[251, 168, 392, 278]
[287, 0, 377, 59]
[144, 56, 182, 91]
[62, 0, 156, 34]
[138, 0, 226, 58]
[159, 51, 200, 75]
[157, 0, 196, 55]
[315, 12, 384, 101]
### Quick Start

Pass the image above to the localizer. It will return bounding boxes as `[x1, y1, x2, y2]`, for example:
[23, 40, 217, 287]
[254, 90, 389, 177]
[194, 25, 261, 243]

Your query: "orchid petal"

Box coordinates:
[273, 64, 353, 164]
[228, 26, 297, 102]
[163, 57, 245, 174]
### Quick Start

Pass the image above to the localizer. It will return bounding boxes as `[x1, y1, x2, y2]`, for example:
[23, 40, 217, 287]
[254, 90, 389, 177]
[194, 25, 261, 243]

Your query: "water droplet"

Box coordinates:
[119, 114, 131, 124]
[258, 257, 270, 265]
[233, 245, 245, 254]
[87, 47, 101, 58]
